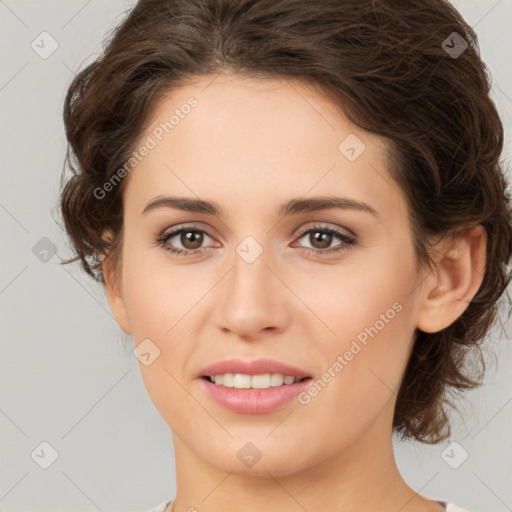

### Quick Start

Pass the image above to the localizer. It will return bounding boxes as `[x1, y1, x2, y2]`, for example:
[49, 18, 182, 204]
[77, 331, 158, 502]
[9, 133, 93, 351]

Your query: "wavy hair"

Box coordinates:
[58, 0, 512, 443]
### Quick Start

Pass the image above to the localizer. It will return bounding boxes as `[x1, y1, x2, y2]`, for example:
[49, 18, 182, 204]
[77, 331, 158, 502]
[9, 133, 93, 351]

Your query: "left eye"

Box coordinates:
[294, 227, 354, 252]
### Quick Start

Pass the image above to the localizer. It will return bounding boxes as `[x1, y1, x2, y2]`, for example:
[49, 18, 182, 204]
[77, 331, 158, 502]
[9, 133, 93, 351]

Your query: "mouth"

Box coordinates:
[201, 373, 312, 389]
[198, 358, 313, 392]
[199, 366, 314, 414]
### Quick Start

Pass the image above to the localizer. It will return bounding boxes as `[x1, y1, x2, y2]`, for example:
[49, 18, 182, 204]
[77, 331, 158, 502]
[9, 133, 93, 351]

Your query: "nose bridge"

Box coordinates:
[215, 231, 289, 336]
[230, 233, 275, 299]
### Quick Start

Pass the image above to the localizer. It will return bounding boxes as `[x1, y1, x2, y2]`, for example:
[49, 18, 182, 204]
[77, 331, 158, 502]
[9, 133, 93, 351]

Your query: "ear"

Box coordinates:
[101, 232, 132, 335]
[416, 224, 487, 334]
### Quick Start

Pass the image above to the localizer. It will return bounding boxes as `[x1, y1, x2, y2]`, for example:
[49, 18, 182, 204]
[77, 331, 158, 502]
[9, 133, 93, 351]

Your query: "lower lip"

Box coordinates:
[199, 377, 313, 414]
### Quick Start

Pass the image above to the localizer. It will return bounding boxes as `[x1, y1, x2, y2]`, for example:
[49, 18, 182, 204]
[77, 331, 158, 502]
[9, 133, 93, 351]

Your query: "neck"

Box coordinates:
[169, 403, 440, 512]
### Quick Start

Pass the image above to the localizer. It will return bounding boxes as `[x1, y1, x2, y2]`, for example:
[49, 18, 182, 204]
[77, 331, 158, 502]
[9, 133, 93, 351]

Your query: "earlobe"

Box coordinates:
[101, 250, 132, 336]
[416, 224, 487, 334]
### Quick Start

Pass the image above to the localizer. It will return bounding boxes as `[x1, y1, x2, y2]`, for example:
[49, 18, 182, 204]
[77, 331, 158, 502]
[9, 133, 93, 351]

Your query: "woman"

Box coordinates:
[58, 0, 512, 510]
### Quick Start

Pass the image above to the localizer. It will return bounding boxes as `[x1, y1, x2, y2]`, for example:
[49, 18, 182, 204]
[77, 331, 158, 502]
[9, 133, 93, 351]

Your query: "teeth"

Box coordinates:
[209, 373, 301, 389]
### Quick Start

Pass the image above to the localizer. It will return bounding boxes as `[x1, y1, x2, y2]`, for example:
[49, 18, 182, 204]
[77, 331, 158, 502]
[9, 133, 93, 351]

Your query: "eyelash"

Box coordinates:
[154, 223, 357, 257]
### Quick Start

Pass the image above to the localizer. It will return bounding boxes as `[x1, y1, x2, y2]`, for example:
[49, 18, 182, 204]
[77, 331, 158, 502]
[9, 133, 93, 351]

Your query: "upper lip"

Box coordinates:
[199, 358, 312, 379]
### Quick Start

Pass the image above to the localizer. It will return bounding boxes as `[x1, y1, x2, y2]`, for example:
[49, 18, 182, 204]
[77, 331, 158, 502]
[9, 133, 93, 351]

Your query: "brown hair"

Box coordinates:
[58, 0, 512, 443]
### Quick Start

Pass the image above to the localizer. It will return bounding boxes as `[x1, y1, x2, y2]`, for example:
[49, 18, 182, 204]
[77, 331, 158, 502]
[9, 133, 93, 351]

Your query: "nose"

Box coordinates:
[213, 241, 292, 341]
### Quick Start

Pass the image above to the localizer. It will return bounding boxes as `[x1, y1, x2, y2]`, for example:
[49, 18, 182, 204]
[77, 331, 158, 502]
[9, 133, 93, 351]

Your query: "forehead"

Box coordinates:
[122, 73, 404, 221]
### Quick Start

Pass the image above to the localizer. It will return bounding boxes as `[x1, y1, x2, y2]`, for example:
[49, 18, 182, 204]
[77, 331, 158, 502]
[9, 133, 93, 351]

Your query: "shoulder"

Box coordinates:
[146, 501, 172, 512]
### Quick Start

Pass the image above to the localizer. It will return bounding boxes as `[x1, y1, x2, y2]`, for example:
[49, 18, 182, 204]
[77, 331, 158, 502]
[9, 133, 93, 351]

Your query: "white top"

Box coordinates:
[148, 500, 469, 511]
[444, 505, 470, 512]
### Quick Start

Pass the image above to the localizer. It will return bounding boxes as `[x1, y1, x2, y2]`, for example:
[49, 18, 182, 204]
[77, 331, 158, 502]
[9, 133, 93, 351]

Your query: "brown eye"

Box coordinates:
[179, 230, 204, 250]
[156, 226, 216, 256]
[307, 230, 333, 250]
[294, 225, 357, 256]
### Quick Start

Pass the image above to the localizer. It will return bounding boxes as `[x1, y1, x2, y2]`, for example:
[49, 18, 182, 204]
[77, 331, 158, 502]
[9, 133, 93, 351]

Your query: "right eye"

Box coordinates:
[155, 225, 218, 256]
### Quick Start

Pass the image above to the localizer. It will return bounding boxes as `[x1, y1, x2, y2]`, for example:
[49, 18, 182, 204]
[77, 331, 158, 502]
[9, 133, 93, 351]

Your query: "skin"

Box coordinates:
[102, 72, 486, 512]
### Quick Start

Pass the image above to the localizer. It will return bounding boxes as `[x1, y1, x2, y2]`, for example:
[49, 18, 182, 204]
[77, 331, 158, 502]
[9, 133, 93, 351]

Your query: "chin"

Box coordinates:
[200, 439, 310, 478]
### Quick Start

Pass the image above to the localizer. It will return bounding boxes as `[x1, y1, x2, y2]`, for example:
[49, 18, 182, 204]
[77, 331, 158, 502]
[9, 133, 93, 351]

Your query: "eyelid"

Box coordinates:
[157, 222, 215, 239]
[158, 222, 354, 241]
[294, 222, 355, 240]
[158, 224, 218, 246]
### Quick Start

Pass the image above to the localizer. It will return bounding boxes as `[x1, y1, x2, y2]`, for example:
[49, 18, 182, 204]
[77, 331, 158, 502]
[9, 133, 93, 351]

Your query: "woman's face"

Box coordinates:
[105, 72, 431, 476]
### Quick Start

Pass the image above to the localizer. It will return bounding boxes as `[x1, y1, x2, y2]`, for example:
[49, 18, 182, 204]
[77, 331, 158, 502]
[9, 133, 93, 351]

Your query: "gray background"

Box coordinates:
[1, 1, 511, 511]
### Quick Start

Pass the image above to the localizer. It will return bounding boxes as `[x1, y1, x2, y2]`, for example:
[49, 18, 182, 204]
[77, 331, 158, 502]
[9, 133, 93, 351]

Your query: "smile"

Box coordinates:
[204, 373, 308, 389]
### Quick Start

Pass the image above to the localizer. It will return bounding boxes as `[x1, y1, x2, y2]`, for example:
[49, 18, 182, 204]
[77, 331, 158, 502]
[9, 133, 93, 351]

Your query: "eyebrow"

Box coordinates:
[142, 195, 379, 219]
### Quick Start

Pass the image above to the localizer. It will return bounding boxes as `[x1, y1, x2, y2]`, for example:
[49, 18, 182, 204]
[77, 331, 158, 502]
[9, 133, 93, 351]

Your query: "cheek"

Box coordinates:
[120, 242, 202, 337]
[120, 247, 215, 409]
[298, 252, 417, 409]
